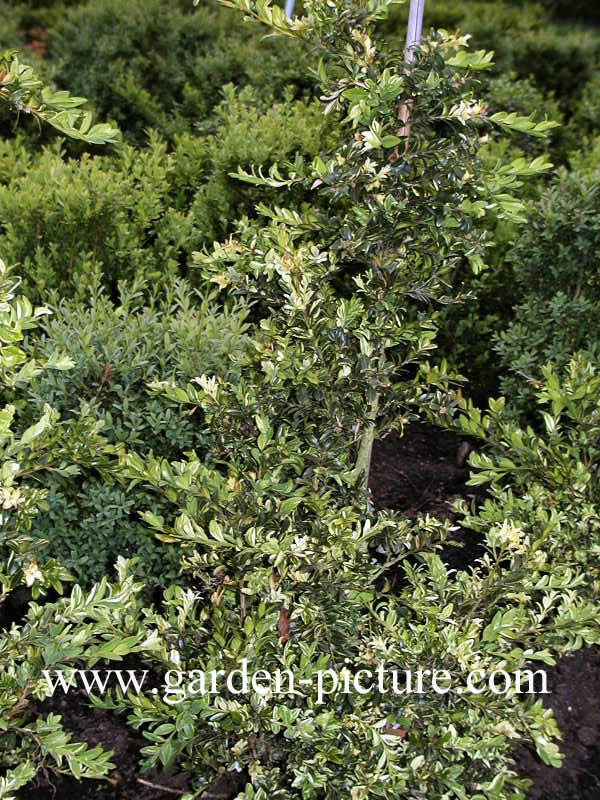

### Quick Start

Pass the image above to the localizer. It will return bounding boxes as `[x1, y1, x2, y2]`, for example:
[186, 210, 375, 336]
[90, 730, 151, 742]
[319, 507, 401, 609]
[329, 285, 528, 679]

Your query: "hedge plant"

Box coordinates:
[49, 0, 312, 143]
[0, 92, 331, 302]
[494, 162, 600, 419]
[0, 134, 175, 302]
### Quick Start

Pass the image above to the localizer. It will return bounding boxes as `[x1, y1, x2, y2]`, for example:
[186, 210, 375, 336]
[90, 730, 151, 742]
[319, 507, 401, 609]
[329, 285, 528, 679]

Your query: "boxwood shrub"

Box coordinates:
[49, 0, 312, 142]
[0, 135, 176, 302]
[0, 91, 331, 302]
[18, 279, 250, 590]
[494, 162, 600, 419]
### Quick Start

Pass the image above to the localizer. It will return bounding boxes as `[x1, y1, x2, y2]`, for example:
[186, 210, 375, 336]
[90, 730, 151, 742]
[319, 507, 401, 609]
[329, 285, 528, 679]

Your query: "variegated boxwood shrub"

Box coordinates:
[1, 1, 599, 798]
[76, 2, 598, 798]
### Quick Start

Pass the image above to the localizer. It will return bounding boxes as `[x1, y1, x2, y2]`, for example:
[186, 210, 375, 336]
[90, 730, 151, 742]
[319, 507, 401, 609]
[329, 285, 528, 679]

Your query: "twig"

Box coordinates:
[136, 778, 187, 796]
[278, 606, 291, 642]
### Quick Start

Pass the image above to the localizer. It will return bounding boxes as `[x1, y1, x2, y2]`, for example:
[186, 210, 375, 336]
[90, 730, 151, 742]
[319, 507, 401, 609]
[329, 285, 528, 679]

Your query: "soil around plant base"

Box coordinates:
[513, 646, 600, 800]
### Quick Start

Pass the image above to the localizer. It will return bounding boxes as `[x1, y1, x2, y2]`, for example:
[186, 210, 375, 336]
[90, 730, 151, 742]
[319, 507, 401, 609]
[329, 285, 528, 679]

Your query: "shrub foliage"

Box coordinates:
[19, 278, 249, 588]
[0, 0, 598, 798]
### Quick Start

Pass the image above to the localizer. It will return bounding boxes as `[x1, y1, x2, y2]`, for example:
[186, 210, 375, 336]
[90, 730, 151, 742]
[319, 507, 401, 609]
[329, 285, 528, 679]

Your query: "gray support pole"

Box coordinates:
[404, 0, 425, 62]
[285, 0, 295, 18]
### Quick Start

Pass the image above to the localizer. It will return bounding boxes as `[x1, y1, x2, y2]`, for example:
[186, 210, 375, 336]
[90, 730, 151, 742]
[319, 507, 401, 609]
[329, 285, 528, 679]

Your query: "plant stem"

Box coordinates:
[356, 3, 424, 484]
[355, 390, 379, 488]
[136, 778, 187, 796]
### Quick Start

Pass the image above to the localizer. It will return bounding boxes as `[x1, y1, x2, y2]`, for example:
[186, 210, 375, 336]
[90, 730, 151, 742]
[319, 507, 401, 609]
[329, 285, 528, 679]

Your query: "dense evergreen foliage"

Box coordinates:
[0, 0, 598, 797]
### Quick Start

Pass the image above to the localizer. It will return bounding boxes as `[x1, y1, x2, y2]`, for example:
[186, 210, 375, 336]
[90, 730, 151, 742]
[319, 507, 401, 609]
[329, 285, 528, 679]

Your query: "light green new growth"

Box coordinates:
[0, 49, 119, 144]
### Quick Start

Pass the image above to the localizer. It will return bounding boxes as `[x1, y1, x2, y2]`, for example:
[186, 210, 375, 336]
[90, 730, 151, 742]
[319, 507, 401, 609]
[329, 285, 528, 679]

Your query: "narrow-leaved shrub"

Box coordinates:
[84, 4, 591, 799]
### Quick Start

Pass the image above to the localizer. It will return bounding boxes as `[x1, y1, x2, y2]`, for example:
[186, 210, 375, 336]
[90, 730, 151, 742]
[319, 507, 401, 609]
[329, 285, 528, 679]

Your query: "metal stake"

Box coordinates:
[404, 0, 425, 62]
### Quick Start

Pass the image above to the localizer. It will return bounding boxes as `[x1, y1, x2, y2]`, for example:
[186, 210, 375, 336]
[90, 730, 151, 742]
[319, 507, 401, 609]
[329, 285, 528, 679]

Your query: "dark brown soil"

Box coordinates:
[513, 647, 600, 800]
[370, 423, 477, 518]
[369, 422, 488, 572]
[19, 673, 189, 800]
[9, 421, 600, 800]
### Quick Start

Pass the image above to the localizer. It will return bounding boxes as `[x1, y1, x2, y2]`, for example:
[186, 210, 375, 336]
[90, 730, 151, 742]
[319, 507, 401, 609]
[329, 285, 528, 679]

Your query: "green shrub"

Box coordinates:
[49, 0, 311, 142]
[18, 278, 250, 590]
[0, 2, 24, 50]
[482, 72, 565, 158]
[0, 135, 32, 183]
[0, 135, 176, 302]
[494, 164, 600, 418]
[568, 133, 600, 174]
[168, 85, 335, 249]
[379, 0, 547, 49]
[0, 259, 148, 794]
[495, 296, 599, 418]
[0, 1, 55, 46]
[435, 134, 550, 392]
[88, 5, 589, 797]
[539, 0, 600, 24]
[455, 355, 600, 590]
[507, 27, 600, 102]
[568, 72, 600, 143]
[0, 90, 332, 301]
